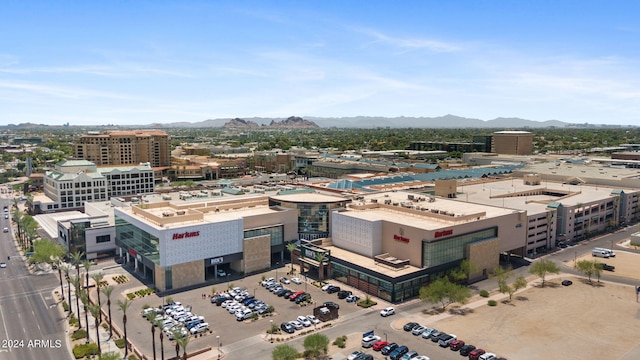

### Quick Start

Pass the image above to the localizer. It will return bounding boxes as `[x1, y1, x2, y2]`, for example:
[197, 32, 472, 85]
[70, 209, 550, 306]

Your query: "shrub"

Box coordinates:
[69, 316, 79, 327]
[479, 290, 490, 298]
[71, 329, 87, 341]
[115, 338, 125, 348]
[333, 335, 347, 348]
[126, 293, 136, 300]
[72, 343, 99, 359]
[128, 355, 139, 360]
[488, 299, 497, 306]
[62, 301, 69, 311]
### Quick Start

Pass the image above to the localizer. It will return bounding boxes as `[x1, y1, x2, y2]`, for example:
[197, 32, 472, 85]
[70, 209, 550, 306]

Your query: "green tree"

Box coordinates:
[87, 303, 102, 356]
[98, 352, 121, 360]
[449, 259, 476, 284]
[82, 260, 93, 289]
[575, 260, 595, 283]
[70, 251, 84, 282]
[302, 333, 329, 359]
[315, 252, 327, 281]
[286, 243, 297, 273]
[173, 329, 191, 360]
[69, 276, 82, 329]
[79, 289, 90, 344]
[419, 277, 472, 312]
[90, 272, 105, 323]
[529, 259, 560, 287]
[144, 312, 157, 360]
[272, 344, 300, 360]
[102, 285, 115, 339]
[61, 264, 72, 314]
[117, 299, 133, 359]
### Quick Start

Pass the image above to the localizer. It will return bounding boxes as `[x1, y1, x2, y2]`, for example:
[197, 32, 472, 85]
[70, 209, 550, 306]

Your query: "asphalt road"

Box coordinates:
[0, 198, 69, 360]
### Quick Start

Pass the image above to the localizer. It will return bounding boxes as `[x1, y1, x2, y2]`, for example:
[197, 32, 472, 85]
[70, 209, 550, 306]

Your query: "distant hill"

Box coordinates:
[149, 114, 573, 129]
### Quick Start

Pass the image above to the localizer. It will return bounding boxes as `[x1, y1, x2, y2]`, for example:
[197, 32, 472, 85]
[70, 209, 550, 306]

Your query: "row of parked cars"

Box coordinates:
[401, 321, 507, 360]
[262, 277, 311, 304]
[213, 287, 272, 321]
[142, 301, 209, 340]
[279, 314, 321, 334]
[321, 283, 361, 303]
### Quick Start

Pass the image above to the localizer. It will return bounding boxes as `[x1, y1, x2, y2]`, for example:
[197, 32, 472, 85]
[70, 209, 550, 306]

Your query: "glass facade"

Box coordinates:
[423, 227, 497, 268]
[69, 220, 89, 254]
[115, 216, 160, 264]
[330, 262, 431, 303]
[244, 225, 283, 246]
[269, 198, 348, 240]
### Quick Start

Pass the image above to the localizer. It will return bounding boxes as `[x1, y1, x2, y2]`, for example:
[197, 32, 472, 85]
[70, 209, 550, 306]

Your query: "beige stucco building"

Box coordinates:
[492, 130, 533, 155]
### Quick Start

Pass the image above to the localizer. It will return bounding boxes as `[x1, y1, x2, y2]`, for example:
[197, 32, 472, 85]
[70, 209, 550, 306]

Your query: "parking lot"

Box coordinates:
[120, 266, 372, 358]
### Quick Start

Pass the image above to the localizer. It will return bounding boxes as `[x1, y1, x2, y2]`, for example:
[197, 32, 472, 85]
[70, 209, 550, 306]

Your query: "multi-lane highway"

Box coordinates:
[0, 198, 69, 360]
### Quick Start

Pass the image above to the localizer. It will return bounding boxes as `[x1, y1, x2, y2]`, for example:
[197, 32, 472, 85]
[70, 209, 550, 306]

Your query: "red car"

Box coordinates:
[469, 349, 486, 360]
[372, 341, 389, 351]
[289, 291, 305, 300]
[449, 339, 465, 351]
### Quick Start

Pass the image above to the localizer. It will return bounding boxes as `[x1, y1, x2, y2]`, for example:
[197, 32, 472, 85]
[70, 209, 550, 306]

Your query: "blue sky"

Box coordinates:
[1, 1, 640, 126]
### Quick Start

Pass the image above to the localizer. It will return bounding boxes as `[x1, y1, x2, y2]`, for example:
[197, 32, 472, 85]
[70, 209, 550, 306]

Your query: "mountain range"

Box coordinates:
[146, 115, 581, 129]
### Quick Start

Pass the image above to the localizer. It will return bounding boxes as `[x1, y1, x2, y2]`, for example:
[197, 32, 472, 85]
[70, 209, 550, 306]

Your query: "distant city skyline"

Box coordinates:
[1, 1, 639, 126]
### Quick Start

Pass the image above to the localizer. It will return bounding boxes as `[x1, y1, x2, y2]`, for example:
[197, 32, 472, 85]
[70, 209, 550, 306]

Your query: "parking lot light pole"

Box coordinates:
[270, 320, 274, 343]
[253, 288, 257, 297]
[276, 262, 279, 281]
[216, 335, 220, 359]
[383, 332, 387, 342]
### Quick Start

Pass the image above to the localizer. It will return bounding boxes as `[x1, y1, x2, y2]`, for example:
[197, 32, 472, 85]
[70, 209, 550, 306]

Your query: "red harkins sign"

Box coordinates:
[434, 229, 453, 238]
[393, 234, 410, 243]
[172, 231, 200, 240]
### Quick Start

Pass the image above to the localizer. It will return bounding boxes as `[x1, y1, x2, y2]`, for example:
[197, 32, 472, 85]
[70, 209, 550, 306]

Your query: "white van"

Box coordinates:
[479, 353, 497, 360]
[592, 249, 610, 258]
[594, 247, 615, 257]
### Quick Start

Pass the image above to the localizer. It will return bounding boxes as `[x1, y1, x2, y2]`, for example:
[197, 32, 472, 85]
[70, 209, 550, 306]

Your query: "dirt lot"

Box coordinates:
[403, 251, 640, 360]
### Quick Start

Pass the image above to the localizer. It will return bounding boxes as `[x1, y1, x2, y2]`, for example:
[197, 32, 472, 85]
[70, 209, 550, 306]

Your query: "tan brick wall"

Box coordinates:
[243, 235, 271, 274]
[155, 264, 166, 291]
[171, 260, 204, 290]
[468, 238, 500, 281]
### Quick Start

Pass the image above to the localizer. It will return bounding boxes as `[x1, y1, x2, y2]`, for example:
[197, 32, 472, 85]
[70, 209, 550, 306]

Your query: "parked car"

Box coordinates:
[449, 339, 465, 351]
[479, 353, 497, 360]
[411, 325, 427, 336]
[262, 278, 275, 286]
[345, 294, 360, 303]
[322, 301, 340, 310]
[600, 263, 615, 271]
[291, 277, 302, 284]
[289, 320, 303, 330]
[297, 315, 312, 327]
[326, 285, 341, 294]
[438, 333, 457, 347]
[216, 269, 226, 277]
[289, 291, 305, 300]
[381, 343, 398, 356]
[380, 307, 396, 317]
[348, 350, 365, 360]
[295, 293, 310, 304]
[372, 340, 389, 351]
[337, 290, 352, 299]
[561, 280, 573, 286]
[459, 344, 477, 356]
[403, 322, 419, 331]
[280, 277, 290, 284]
[413, 357, 430, 360]
[280, 322, 295, 334]
[421, 328, 437, 339]
[306, 315, 320, 324]
[361, 335, 381, 348]
[469, 348, 486, 360]
[401, 351, 418, 359]
[321, 283, 333, 291]
[389, 345, 409, 360]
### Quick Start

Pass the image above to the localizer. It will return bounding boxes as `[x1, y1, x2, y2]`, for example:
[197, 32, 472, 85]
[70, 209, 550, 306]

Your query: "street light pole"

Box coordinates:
[216, 335, 221, 359]
[276, 262, 279, 281]
[270, 320, 274, 343]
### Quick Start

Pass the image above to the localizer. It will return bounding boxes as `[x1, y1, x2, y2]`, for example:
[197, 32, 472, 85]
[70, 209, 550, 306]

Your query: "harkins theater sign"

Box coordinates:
[172, 231, 200, 240]
[393, 227, 410, 243]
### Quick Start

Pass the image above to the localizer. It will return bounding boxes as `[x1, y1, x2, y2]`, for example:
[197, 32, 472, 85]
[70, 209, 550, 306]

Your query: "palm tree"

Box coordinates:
[144, 312, 157, 360]
[286, 243, 297, 273]
[70, 251, 84, 282]
[90, 272, 104, 322]
[315, 252, 327, 281]
[102, 285, 115, 339]
[173, 330, 191, 360]
[88, 303, 102, 356]
[79, 289, 90, 344]
[117, 299, 133, 358]
[69, 276, 82, 329]
[159, 327, 165, 360]
[53, 257, 65, 301]
[82, 260, 93, 289]
[61, 265, 72, 315]
[11, 208, 23, 247]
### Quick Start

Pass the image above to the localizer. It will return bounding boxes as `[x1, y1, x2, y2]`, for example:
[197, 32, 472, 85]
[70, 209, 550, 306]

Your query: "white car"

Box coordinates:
[261, 277, 275, 286]
[297, 315, 312, 327]
[380, 307, 396, 317]
[217, 269, 227, 277]
[348, 351, 365, 360]
[280, 277, 290, 284]
[321, 283, 333, 291]
[306, 315, 320, 324]
[291, 277, 302, 284]
[0, 262, 6, 269]
[2, 227, 7, 233]
[289, 320, 303, 330]
[361, 335, 381, 348]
